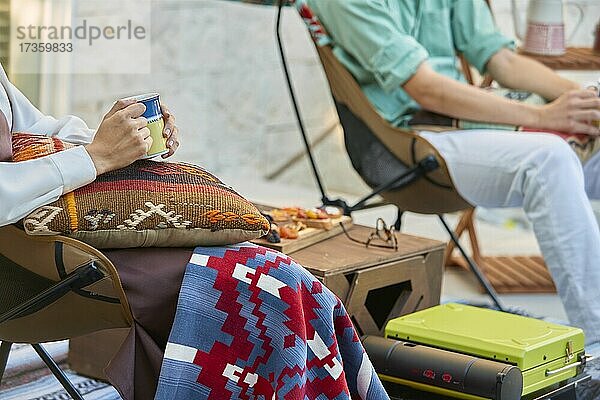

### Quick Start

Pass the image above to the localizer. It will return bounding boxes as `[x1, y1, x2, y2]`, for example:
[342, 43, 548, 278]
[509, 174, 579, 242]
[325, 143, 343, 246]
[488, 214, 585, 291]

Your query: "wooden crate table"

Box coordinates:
[69, 226, 445, 380]
[290, 225, 445, 336]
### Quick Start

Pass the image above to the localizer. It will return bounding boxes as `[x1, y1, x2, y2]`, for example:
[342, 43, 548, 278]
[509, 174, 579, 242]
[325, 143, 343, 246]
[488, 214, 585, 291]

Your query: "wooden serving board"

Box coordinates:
[252, 215, 353, 254]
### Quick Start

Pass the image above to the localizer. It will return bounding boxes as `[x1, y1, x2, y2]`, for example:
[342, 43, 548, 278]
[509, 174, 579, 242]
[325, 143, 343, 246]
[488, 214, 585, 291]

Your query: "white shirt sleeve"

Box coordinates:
[4, 72, 96, 144]
[0, 146, 96, 226]
[0, 66, 97, 226]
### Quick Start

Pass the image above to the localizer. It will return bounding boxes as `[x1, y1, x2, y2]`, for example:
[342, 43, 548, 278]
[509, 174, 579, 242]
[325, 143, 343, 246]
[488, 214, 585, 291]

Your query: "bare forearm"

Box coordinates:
[405, 63, 540, 127]
[487, 49, 579, 100]
[404, 62, 600, 135]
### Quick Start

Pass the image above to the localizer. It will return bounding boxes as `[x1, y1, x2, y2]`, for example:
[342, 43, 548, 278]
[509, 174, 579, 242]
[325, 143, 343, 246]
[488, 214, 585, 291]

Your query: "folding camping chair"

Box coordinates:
[0, 224, 133, 400]
[275, 0, 506, 310]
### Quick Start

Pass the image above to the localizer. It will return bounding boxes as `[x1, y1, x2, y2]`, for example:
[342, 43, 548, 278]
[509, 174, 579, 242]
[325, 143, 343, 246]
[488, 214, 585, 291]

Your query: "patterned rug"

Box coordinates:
[1, 343, 599, 400]
[0, 372, 120, 400]
[0, 341, 120, 400]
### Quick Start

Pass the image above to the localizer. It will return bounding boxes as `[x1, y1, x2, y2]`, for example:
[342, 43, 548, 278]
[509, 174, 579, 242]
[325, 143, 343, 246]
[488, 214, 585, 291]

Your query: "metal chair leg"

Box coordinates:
[438, 215, 505, 312]
[394, 210, 404, 231]
[32, 344, 84, 400]
[0, 341, 12, 383]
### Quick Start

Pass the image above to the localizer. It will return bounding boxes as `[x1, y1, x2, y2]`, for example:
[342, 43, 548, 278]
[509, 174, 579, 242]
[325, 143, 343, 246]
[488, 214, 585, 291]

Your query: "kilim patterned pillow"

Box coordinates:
[13, 133, 270, 249]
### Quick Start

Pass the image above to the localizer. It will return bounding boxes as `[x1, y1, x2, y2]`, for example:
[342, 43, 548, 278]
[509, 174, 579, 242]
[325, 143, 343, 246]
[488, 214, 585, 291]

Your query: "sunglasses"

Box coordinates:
[340, 218, 398, 251]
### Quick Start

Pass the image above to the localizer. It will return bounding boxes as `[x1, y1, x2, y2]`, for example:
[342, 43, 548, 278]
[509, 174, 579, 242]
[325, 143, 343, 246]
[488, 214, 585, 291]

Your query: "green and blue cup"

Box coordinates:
[122, 93, 169, 159]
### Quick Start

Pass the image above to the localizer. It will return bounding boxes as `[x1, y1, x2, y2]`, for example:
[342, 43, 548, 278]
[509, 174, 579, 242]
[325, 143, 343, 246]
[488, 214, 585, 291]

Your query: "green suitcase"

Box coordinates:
[384, 303, 586, 398]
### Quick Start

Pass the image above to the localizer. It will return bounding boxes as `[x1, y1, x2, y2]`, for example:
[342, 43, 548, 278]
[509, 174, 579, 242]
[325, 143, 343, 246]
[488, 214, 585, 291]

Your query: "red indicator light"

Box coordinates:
[442, 373, 452, 383]
[423, 369, 435, 380]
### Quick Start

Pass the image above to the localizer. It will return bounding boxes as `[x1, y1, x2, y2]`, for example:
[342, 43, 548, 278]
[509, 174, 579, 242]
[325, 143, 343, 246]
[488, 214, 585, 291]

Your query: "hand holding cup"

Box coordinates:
[160, 104, 180, 159]
[86, 93, 180, 175]
[85, 99, 152, 175]
[121, 93, 170, 159]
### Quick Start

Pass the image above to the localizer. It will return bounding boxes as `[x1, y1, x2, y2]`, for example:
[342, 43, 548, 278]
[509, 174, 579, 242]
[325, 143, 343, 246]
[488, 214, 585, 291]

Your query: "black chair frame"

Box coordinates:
[0, 262, 105, 400]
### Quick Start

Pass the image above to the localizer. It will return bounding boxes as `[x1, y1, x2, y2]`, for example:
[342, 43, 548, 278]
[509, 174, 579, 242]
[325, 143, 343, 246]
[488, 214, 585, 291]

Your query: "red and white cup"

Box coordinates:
[523, 22, 566, 56]
[521, 0, 582, 56]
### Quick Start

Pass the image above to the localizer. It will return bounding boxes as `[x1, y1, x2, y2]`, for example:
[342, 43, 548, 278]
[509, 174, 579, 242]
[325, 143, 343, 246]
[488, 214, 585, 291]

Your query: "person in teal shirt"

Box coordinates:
[305, 0, 598, 133]
[306, 0, 600, 373]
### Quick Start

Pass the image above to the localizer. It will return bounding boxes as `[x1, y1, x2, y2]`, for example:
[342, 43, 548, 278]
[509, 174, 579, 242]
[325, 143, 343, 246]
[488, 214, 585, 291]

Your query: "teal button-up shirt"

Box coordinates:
[305, 0, 514, 127]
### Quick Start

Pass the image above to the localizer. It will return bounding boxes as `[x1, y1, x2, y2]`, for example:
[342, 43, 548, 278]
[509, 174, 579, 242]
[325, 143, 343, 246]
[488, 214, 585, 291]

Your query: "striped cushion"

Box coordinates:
[12, 134, 270, 248]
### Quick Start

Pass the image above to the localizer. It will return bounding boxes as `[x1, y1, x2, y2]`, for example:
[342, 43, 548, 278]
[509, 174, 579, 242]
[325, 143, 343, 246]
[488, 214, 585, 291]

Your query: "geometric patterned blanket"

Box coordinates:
[155, 243, 389, 399]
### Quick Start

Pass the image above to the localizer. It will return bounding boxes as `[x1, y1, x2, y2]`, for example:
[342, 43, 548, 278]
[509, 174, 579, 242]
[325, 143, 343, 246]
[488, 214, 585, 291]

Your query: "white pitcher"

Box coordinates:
[511, 0, 583, 56]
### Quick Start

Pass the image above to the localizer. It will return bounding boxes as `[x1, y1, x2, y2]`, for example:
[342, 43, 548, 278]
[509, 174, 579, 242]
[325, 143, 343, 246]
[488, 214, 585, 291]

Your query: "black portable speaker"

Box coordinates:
[362, 335, 523, 400]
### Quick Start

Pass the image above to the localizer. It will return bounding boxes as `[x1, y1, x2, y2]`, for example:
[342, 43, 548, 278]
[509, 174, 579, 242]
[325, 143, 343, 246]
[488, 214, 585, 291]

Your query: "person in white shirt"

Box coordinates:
[0, 64, 182, 398]
[0, 63, 179, 226]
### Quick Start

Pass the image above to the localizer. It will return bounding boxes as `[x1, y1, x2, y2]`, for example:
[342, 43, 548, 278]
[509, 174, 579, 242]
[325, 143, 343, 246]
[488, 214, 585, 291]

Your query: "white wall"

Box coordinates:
[64, 0, 370, 196]
[44, 0, 600, 196]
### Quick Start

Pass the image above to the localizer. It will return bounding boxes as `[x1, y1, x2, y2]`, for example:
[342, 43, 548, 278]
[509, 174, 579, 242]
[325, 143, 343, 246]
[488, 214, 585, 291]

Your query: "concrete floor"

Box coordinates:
[226, 175, 568, 323]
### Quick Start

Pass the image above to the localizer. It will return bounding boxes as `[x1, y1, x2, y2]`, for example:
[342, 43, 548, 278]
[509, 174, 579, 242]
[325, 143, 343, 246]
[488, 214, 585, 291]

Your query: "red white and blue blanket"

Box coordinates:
[154, 243, 388, 399]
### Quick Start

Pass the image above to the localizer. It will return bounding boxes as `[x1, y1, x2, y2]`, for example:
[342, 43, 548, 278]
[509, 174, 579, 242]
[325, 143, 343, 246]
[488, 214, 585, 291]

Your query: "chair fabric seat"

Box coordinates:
[0, 253, 55, 316]
[315, 45, 471, 214]
[336, 101, 410, 191]
[0, 225, 132, 343]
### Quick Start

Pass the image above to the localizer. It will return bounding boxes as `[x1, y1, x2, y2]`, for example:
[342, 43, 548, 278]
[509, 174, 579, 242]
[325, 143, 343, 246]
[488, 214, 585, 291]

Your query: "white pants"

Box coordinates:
[421, 130, 600, 346]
